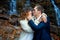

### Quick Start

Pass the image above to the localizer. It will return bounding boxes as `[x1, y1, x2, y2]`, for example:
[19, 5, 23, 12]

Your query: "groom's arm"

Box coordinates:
[28, 17, 50, 31]
[28, 20, 47, 31]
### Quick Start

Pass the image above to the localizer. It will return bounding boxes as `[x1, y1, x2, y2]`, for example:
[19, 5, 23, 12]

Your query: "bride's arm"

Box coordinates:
[19, 20, 34, 33]
[41, 13, 47, 23]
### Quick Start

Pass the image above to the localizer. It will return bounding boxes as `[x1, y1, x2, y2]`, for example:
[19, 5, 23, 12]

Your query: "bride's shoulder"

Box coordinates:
[19, 19, 28, 23]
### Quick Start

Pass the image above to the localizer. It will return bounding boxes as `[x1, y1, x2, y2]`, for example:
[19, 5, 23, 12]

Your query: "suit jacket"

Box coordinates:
[28, 17, 51, 40]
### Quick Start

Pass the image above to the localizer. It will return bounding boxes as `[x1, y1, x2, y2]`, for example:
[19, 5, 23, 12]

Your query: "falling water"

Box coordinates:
[51, 0, 60, 26]
[9, 0, 17, 15]
[24, 0, 30, 7]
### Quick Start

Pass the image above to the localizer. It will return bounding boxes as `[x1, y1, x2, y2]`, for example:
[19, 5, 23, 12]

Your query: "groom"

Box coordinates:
[27, 5, 51, 40]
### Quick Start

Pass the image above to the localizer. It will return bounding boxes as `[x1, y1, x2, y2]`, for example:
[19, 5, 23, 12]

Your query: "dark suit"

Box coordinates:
[28, 17, 51, 40]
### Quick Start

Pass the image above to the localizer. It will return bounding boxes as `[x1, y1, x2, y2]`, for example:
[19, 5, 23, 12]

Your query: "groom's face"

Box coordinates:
[33, 6, 38, 16]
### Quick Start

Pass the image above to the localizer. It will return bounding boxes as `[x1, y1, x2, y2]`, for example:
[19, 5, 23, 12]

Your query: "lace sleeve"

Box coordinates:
[19, 20, 34, 33]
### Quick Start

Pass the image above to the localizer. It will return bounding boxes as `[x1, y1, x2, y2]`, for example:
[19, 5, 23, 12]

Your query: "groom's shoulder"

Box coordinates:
[46, 16, 50, 23]
[47, 16, 50, 20]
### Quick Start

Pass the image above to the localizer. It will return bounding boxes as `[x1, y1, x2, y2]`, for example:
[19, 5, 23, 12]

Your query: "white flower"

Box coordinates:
[34, 20, 40, 25]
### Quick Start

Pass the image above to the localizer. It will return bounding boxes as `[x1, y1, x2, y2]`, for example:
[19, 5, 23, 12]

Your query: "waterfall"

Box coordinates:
[24, 0, 30, 7]
[9, 0, 17, 15]
[51, 0, 60, 26]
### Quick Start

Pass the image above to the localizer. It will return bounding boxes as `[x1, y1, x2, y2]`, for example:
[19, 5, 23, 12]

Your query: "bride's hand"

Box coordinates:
[42, 15, 47, 23]
[39, 14, 47, 23]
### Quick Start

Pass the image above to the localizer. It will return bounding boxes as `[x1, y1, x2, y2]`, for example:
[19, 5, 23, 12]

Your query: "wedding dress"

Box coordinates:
[19, 19, 34, 40]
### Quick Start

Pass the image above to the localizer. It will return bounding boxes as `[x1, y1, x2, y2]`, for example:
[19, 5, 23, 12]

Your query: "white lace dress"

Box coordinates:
[19, 19, 34, 40]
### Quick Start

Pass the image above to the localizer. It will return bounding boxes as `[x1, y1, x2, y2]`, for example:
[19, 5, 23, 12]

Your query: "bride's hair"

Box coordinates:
[20, 7, 33, 20]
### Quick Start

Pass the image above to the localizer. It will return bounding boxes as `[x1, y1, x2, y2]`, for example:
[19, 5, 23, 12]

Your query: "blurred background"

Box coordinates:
[0, 0, 60, 40]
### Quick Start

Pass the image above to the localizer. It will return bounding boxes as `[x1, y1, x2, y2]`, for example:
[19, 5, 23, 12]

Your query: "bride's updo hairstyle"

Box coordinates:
[20, 7, 33, 20]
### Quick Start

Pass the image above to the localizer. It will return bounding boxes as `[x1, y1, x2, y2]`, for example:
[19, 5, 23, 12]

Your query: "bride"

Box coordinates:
[19, 7, 34, 40]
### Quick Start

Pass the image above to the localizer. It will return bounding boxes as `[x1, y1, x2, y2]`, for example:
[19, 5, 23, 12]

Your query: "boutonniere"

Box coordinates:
[35, 20, 40, 25]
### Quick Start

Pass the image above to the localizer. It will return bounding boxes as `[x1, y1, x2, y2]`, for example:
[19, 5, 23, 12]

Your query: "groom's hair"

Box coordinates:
[35, 4, 44, 13]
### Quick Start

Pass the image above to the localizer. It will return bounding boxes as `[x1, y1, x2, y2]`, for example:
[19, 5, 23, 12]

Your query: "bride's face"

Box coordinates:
[28, 11, 32, 16]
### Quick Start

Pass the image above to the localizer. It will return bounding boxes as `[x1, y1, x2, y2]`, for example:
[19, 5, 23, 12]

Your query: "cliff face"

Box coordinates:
[0, 0, 60, 24]
[0, 0, 60, 40]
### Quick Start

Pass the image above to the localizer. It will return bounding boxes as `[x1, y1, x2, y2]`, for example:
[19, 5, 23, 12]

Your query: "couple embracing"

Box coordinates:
[19, 4, 51, 40]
